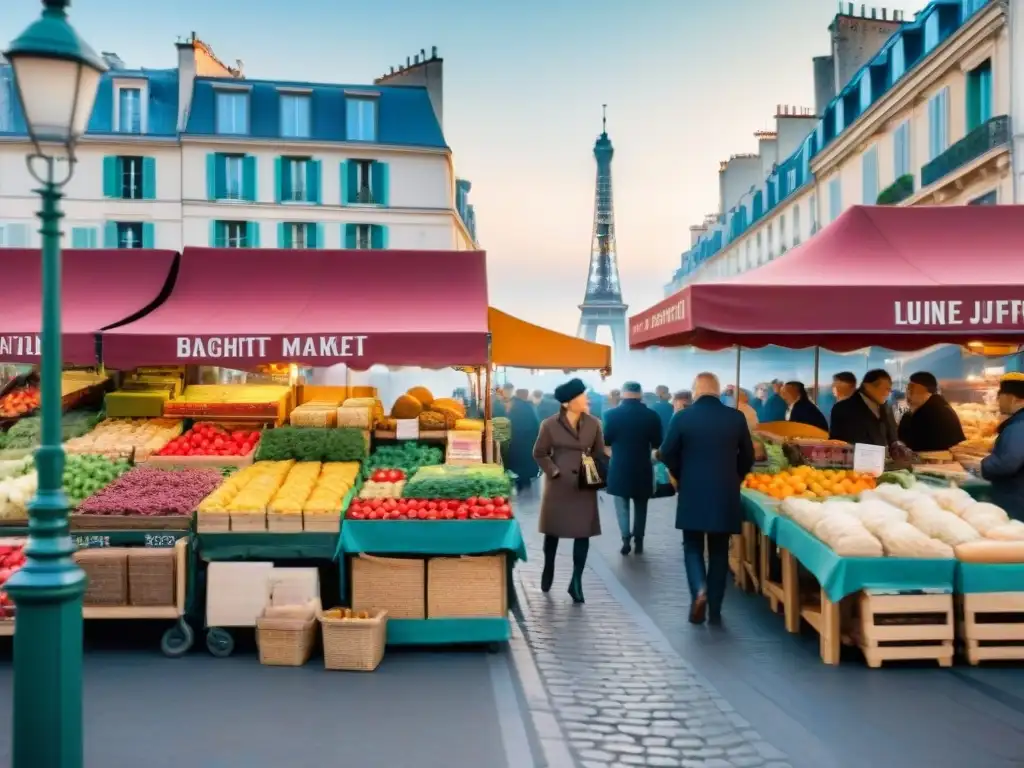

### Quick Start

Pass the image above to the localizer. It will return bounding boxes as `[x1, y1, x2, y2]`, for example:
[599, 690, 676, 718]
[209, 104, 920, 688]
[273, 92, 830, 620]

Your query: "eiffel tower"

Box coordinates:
[577, 105, 627, 357]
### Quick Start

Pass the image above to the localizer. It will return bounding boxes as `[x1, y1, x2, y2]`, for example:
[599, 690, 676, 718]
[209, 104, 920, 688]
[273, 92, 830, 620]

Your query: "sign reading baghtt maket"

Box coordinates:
[175, 335, 369, 360]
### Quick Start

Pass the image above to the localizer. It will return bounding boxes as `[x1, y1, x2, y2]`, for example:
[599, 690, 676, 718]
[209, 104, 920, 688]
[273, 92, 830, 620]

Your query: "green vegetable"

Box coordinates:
[255, 427, 367, 462]
[402, 464, 512, 500]
[363, 442, 443, 477]
[764, 442, 789, 472]
[2, 410, 101, 450]
[492, 417, 510, 444]
[878, 469, 915, 489]
[63, 454, 131, 508]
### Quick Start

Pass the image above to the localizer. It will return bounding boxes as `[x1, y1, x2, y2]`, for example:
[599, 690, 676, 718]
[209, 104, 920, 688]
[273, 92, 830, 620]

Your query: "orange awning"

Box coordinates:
[488, 307, 611, 373]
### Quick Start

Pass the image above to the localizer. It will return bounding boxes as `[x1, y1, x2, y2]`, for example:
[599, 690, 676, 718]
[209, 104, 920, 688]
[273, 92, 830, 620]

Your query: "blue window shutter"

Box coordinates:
[339, 161, 348, 205]
[242, 156, 257, 201]
[274, 157, 283, 203]
[70, 227, 88, 248]
[347, 161, 359, 204]
[248, 221, 261, 248]
[371, 161, 390, 206]
[103, 156, 118, 198]
[309, 160, 322, 204]
[370, 224, 383, 249]
[315, 223, 324, 249]
[103, 222, 118, 248]
[379, 225, 389, 249]
[142, 157, 156, 200]
[343, 224, 357, 249]
[141, 222, 155, 248]
[209, 221, 220, 247]
[277, 222, 287, 248]
[206, 153, 219, 200]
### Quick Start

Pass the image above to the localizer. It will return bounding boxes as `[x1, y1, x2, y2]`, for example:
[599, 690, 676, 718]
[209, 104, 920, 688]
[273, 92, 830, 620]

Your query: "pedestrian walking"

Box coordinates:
[507, 389, 541, 492]
[603, 381, 663, 555]
[658, 372, 754, 624]
[652, 384, 674, 435]
[533, 377, 606, 603]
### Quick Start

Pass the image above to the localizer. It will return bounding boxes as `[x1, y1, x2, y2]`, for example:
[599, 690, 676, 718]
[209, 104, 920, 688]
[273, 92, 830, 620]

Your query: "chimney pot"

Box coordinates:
[431, 45, 438, 58]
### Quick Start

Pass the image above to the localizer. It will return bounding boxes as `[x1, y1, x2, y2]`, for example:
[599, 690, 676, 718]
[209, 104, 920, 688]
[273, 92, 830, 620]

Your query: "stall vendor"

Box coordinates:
[897, 372, 966, 453]
[980, 373, 1024, 520]
[829, 369, 899, 447]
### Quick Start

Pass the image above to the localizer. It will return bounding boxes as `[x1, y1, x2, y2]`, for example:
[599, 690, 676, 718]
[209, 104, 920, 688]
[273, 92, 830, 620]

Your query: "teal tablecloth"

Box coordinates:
[338, 518, 527, 561]
[916, 474, 993, 502]
[741, 490, 783, 539]
[956, 562, 1024, 593]
[197, 532, 340, 561]
[774, 517, 956, 602]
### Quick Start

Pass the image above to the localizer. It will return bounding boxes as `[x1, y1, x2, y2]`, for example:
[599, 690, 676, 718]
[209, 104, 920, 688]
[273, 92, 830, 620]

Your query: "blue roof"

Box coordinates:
[184, 77, 447, 148]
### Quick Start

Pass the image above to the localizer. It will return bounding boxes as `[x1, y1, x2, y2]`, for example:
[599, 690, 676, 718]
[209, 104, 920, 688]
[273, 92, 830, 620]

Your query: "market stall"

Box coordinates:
[630, 204, 1024, 667]
[488, 307, 612, 373]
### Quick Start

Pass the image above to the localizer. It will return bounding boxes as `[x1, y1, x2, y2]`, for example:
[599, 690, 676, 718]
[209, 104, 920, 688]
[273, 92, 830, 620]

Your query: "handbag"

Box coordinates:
[578, 451, 607, 491]
[652, 461, 676, 498]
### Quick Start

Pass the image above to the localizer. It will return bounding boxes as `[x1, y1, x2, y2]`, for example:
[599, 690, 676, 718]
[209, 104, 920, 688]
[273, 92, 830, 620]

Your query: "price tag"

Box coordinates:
[853, 443, 886, 477]
[143, 534, 178, 548]
[73, 535, 110, 549]
[395, 419, 419, 440]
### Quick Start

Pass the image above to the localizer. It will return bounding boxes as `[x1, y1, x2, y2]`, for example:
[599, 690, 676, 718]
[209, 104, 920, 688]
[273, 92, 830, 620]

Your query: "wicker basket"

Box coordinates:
[427, 555, 507, 618]
[128, 548, 175, 606]
[257, 602, 319, 667]
[351, 555, 425, 619]
[320, 609, 387, 671]
[74, 548, 129, 606]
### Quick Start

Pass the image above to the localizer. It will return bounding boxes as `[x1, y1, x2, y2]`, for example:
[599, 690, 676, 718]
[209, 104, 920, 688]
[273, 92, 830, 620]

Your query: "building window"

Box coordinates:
[344, 223, 387, 250]
[755, 231, 762, 263]
[70, 227, 98, 248]
[893, 120, 911, 178]
[280, 93, 311, 138]
[103, 156, 155, 200]
[342, 160, 389, 205]
[968, 190, 997, 205]
[0, 223, 29, 247]
[121, 156, 143, 199]
[277, 157, 321, 203]
[767, 222, 774, 259]
[215, 90, 249, 135]
[117, 222, 143, 249]
[213, 221, 253, 248]
[224, 155, 245, 200]
[208, 153, 256, 202]
[792, 205, 801, 245]
[862, 146, 879, 204]
[346, 97, 377, 142]
[828, 177, 842, 221]
[779, 215, 787, 252]
[966, 59, 993, 132]
[928, 87, 949, 160]
[0, 65, 12, 132]
[279, 222, 318, 249]
[116, 86, 142, 133]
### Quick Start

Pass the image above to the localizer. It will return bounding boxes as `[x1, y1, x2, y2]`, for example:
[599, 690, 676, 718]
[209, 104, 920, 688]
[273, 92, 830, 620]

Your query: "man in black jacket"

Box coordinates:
[830, 369, 899, 447]
[897, 372, 966, 452]
[781, 381, 829, 432]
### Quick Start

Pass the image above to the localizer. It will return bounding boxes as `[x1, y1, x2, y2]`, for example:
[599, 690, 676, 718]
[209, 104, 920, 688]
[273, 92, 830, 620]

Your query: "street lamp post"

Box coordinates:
[3, 2, 106, 766]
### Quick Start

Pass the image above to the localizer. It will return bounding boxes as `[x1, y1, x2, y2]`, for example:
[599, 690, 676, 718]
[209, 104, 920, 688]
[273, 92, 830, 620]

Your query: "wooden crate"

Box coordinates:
[229, 510, 267, 532]
[855, 592, 954, 669]
[267, 511, 303, 533]
[351, 555, 425, 619]
[959, 592, 1024, 665]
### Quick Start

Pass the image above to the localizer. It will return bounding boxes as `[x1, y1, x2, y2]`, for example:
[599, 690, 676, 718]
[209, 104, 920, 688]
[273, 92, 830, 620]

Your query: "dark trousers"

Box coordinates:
[682, 530, 731, 617]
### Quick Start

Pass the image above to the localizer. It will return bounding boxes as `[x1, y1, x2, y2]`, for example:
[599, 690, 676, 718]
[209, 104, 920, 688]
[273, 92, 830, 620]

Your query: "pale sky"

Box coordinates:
[5, 0, 930, 342]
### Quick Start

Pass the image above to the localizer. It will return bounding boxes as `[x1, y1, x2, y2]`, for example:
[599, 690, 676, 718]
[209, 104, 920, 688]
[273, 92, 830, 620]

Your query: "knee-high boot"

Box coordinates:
[541, 535, 558, 592]
[568, 538, 589, 604]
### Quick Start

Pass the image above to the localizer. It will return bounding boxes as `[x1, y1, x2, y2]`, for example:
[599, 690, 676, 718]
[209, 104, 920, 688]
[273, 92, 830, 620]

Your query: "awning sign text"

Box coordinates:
[0, 335, 41, 357]
[894, 300, 1024, 327]
[176, 335, 368, 360]
[632, 299, 686, 337]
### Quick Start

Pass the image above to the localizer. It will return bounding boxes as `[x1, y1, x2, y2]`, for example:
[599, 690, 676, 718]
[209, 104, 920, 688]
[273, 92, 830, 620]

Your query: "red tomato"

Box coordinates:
[416, 509, 429, 520]
[397, 502, 408, 515]
[443, 510, 454, 520]
[467, 496, 479, 506]
[386, 469, 403, 482]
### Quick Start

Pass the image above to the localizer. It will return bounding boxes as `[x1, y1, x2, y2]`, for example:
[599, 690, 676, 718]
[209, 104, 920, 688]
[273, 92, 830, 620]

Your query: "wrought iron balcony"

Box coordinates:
[921, 115, 1010, 188]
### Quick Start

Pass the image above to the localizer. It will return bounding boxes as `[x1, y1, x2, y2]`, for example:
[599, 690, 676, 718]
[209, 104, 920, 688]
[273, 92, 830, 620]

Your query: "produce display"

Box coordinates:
[362, 442, 442, 477]
[63, 454, 132, 508]
[347, 495, 512, 521]
[323, 607, 371, 620]
[455, 419, 485, 432]
[156, 423, 260, 459]
[77, 466, 222, 517]
[304, 463, 360, 517]
[953, 402, 1001, 441]
[360, 469, 407, 499]
[0, 541, 26, 619]
[387, 387, 468, 431]
[402, 464, 512, 500]
[0, 461, 37, 520]
[256, 427, 367, 462]
[492, 417, 510, 444]
[744, 467, 877, 500]
[268, 462, 323, 515]
[163, 385, 290, 420]
[0, 386, 40, 418]
[0, 410, 100, 455]
[64, 418, 183, 460]
[291, 401, 341, 427]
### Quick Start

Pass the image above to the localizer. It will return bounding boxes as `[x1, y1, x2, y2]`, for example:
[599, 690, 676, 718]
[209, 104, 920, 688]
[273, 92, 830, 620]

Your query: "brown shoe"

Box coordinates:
[689, 591, 707, 624]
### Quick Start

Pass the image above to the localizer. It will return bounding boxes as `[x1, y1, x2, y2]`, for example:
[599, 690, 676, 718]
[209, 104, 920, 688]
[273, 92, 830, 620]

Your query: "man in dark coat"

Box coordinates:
[659, 372, 754, 625]
[652, 385, 675, 436]
[491, 386, 508, 418]
[981, 373, 1024, 521]
[535, 391, 560, 421]
[782, 381, 829, 432]
[603, 381, 663, 555]
[897, 371, 966, 452]
[507, 389, 541, 492]
[829, 369, 899, 448]
[761, 380, 787, 422]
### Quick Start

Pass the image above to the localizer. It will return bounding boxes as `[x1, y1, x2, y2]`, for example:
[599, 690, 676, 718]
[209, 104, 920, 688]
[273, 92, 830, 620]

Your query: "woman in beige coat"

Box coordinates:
[532, 378, 606, 603]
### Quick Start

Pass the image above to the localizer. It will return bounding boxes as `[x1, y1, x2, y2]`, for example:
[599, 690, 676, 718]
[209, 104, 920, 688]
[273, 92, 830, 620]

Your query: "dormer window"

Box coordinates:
[216, 89, 250, 135]
[114, 79, 147, 134]
[345, 94, 378, 142]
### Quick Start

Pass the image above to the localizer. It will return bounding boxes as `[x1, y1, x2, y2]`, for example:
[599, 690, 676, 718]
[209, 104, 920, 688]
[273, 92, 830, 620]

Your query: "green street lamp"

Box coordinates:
[3, 2, 106, 766]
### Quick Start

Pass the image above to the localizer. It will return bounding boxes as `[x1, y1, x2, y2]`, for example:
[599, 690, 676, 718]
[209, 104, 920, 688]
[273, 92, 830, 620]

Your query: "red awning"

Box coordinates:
[0, 249, 178, 365]
[101, 248, 490, 369]
[630, 205, 1024, 353]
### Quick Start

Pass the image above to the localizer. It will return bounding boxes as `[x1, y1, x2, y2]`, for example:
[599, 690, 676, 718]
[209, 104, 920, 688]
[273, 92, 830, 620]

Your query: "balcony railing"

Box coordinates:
[921, 115, 1010, 188]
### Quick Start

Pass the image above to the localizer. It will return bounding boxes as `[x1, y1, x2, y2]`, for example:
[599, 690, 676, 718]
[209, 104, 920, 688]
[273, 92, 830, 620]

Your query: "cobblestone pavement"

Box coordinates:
[512, 487, 792, 768]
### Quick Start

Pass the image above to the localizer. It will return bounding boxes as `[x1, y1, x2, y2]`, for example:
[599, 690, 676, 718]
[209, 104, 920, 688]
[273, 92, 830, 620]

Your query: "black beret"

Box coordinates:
[554, 378, 587, 404]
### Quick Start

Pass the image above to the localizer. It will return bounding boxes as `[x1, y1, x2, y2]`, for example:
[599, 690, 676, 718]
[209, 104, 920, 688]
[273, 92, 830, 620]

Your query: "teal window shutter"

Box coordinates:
[346, 161, 359, 205]
[343, 224, 357, 249]
[142, 222, 155, 248]
[315, 223, 324, 249]
[309, 160, 322, 204]
[979, 65, 992, 124]
[274, 157, 283, 203]
[103, 156, 119, 198]
[277, 222, 288, 248]
[103, 221, 118, 248]
[142, 157, 156, 200]
[339, 161, 348, 205]
[370, 224, 384, 249]
[209, 221, 220, 247]
[248, 221, 260, 248]
[242, 155, 257, 201]
[70, 227, 89, 248]
[206, 153, 219, 200]
[371, 161, 390, 206]
[281, 158, 293, 202]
